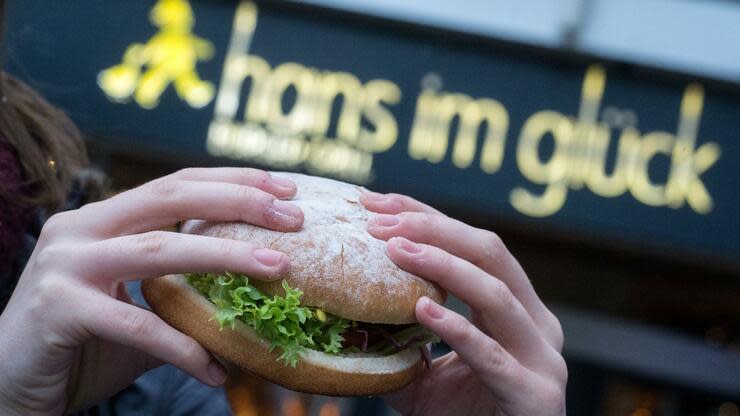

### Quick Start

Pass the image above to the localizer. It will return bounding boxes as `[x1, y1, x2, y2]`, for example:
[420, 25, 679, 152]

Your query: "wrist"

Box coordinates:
[0, 379, 26, 416]
[0, 352, 24, 416]
[0, 315, 64, 416]
[0, 382, 64, 416]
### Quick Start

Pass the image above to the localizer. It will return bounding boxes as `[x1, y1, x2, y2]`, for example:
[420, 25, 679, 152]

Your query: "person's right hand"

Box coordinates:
[0, 168, 303, 416]
[362, 192, 566, 416]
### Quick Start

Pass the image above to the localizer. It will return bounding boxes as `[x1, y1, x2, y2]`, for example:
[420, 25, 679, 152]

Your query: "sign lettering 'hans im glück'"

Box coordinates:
[98, 0, 722, 218]
[48, 0, 734, 263]
[204, 2, 720, 218]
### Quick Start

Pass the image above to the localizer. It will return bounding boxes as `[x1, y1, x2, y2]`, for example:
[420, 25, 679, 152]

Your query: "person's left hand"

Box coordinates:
[361, 192, 567, 416]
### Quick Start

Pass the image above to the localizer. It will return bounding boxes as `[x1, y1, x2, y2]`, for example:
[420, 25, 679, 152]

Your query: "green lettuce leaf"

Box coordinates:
[186, 272, 350, 367]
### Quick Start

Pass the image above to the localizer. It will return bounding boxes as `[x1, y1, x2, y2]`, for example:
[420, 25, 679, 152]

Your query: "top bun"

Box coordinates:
[182, 172, 445, 324]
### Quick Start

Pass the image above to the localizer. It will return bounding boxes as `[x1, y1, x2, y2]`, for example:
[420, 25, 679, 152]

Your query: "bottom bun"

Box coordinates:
[141, 274, 424, 396]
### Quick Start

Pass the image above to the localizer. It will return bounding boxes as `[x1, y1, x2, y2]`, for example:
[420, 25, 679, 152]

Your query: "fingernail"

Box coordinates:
[395, 237, 422, 254]
[208, 360, 227, 385]
[372, 214, 399, 227]
[254, 248, 284, 267]
[269, 200, 303, 223]
[420, 296, 445, 320]
[271, 175, 295, 191]
[363, 191, 386, 202]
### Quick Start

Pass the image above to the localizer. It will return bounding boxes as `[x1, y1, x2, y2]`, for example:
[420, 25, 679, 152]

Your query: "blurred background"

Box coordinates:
[4, 0, 740, 414]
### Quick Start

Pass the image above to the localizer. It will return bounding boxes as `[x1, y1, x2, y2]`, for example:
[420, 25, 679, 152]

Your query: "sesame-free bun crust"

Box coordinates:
[182, 172, 445, 324]
[142, 274, 424, 395]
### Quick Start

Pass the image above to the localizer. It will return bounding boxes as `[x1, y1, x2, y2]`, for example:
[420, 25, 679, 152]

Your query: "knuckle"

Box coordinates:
[78, 200, 103, 216]
[386, 193, 407, 209]
[540, 384, 566, 414]
[244, 168, 270, 186]
[172, 167, 198, 179]
[241, 188, 276, 221]
[551, 355, 569, 385]
[135, 231, 169, 256]
[397, 211, 416, 222]
[36, 275, 67, 301]
[546, 312, 565, 351]
[123, 312, 157, 339]
[398, 211, 427, 230]
[180, 337, 204, 361]
[433, 250, 455, 275]
[30, 276, 69, 318]
[39, 211, 74, 241]
[35, 244, 70, 270]
[449, 314, 474, 344]
[482, 338, 509, 373]
[415, 212, 435, 229]
[480, 231, 508, 265]
[424, 214, 445, 241]
[235, 183, 261, 204]
[215, 238, 239, 261]
[489, 279, 516, 313]
[148, 178, 183, 200]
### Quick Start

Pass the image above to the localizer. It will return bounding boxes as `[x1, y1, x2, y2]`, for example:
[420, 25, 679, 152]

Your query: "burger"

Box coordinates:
[141, 172, 445, 396]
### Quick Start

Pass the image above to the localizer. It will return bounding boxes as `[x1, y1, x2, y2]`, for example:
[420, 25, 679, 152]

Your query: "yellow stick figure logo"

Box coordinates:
[98, 0, 215, 109]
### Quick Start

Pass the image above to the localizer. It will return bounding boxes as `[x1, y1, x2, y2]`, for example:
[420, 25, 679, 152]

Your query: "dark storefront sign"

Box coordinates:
[6, 0, 740, 265]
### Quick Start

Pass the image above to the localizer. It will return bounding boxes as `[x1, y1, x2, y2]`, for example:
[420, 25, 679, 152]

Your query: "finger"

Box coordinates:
[415, 296, 536, 401]
[81, 231, 289, 282]
[169, 167, 297, 200]
[369, 212, 559, 347]
[85, 179, 303, 237]
[386, 237, 550, 363]
[360, 191, 443, 216]
[82, 292, 226, 387]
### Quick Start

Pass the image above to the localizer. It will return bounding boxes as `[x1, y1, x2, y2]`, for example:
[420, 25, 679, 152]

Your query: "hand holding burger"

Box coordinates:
[361, 191, 567, 415]
[0, 168, 304, 414]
